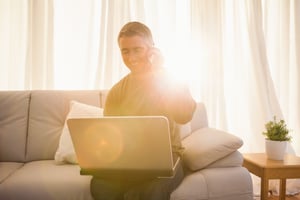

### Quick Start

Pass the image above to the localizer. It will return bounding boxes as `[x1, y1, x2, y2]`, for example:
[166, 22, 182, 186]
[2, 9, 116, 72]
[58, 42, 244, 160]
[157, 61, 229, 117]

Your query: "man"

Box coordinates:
[91, 21, 196, 200]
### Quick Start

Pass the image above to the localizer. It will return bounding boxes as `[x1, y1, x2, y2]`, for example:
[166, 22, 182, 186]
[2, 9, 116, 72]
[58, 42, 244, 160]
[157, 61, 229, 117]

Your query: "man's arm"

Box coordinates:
[166, 83, 196, 124]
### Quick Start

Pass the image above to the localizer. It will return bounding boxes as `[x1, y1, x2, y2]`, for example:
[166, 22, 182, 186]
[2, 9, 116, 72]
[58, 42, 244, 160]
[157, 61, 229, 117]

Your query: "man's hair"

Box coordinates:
[118, 21, 154, 46]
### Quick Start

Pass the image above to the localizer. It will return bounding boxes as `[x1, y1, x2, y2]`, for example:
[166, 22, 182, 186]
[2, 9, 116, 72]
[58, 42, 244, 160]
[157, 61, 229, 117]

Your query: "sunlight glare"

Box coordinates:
[164, 43, 200, 84]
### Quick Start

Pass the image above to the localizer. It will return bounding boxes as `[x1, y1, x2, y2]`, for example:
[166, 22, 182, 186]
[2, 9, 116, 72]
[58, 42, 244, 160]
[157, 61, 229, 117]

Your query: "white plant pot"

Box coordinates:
[265, 139, 287, 160]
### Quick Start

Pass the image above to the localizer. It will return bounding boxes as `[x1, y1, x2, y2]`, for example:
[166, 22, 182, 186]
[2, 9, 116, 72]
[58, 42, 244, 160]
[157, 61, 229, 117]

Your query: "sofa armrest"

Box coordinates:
[206, 151, 243, 169]
[182, 128, 243, 171]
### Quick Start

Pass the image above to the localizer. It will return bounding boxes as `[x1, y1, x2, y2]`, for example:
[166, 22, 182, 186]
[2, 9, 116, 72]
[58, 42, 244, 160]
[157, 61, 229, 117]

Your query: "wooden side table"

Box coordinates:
[243, 153, 300, 200]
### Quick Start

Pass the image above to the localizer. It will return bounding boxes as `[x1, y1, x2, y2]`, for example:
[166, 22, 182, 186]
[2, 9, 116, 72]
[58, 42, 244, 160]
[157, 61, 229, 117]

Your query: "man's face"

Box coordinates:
[119, 35, 152, 74]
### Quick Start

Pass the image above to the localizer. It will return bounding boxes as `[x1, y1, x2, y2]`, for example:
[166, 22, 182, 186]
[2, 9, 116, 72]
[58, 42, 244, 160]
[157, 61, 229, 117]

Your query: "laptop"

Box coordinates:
[67, 116, 180, 179]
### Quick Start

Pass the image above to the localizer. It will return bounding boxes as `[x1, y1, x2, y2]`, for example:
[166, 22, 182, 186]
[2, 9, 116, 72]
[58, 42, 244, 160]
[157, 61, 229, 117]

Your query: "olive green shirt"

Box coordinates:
[104, 70, 196, 157]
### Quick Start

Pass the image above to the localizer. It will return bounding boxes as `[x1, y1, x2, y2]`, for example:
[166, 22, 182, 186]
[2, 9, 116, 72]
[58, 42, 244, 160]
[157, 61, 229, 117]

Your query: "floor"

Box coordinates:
[268, 194, 300, 200]
[250, 173, 300, 200]
[254, 193, 300, 200]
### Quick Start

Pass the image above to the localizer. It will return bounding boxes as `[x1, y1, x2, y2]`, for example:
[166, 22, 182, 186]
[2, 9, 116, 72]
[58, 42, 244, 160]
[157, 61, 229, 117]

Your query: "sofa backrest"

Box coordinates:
[191, 102, 208, 132]
[175, 102, 209, 140]
[0, 91, 31, 162]
[25, 90, 105, 161]
[0, 90, 207, 162]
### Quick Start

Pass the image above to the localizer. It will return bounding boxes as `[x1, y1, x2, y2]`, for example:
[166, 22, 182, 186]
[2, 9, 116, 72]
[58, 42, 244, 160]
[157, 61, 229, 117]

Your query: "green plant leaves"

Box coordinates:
[262, 116, 292, 141]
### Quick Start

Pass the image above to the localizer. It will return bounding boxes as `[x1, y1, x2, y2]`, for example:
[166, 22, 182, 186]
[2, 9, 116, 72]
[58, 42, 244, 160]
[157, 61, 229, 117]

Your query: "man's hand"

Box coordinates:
[148, 47, 164, 70]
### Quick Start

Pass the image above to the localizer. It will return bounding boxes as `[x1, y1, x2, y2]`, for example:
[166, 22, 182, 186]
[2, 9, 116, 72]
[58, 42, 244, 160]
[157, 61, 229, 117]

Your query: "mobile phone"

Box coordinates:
[147, 47, 155, 66]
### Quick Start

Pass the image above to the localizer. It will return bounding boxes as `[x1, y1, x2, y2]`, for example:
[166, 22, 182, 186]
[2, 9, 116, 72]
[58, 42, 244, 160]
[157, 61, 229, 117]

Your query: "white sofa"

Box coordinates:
[0, 90, 253, 200]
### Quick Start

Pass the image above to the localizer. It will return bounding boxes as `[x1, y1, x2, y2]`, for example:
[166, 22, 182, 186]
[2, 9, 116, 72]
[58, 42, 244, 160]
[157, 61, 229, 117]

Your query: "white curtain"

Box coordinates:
[0, 0, 299, 155]
[189, 0, 298, 153]
[263, 0, 300, 155]
[0, 0, 53, 89]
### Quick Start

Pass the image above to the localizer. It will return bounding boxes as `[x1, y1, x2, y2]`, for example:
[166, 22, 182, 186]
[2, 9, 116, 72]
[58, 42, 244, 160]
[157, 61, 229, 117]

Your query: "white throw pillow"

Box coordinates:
[182, 127, 243, 171]
[55, 101, 103, 164]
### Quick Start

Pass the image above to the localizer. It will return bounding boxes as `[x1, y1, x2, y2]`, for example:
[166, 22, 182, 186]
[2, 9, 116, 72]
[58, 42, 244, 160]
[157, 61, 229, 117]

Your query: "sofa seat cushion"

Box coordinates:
[0, 160, 93, 200]
[171, 167, 253, 200]
[182, 128, 243, 171]
[0, 162, 24, 183]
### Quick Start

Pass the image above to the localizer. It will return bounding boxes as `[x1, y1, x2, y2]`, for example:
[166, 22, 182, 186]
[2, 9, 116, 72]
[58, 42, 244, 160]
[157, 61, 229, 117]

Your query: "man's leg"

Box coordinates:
[125, 162, 184, 200]
[90, 177, 125, 200]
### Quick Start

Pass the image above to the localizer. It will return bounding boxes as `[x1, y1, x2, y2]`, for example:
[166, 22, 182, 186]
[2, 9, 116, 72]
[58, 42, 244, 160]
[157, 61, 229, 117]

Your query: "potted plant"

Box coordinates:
[262, 116, 292, 160]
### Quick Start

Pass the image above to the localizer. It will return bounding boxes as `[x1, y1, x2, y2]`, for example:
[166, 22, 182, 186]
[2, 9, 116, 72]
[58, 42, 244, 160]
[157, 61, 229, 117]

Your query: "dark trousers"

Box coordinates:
[90, 162, 184, 200]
